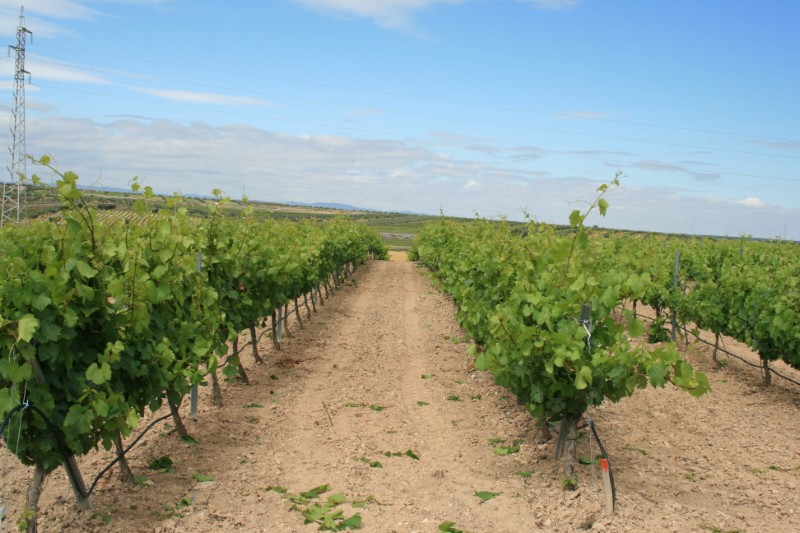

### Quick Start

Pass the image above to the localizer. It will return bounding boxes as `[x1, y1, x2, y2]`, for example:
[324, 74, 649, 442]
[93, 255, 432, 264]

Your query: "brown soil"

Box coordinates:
[2, 258, 799, 532]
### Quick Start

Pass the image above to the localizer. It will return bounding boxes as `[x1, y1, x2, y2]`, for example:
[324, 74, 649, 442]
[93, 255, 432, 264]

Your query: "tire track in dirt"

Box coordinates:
[265, 260, 534, 531]
[244, 258, 588, 533]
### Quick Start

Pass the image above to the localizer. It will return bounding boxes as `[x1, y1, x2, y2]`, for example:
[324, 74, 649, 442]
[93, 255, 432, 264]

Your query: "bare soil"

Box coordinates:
[2, 254, 799, 532]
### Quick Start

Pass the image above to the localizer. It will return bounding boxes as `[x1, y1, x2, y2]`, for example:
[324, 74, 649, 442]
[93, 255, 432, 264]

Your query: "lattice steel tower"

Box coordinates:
[1, 6, 32, 227]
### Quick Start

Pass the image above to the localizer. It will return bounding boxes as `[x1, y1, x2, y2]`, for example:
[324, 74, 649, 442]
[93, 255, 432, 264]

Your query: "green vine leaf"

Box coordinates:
[474, 491, 500, 502]
[16, 315, 38, 343]
[86, 362, 111, 385]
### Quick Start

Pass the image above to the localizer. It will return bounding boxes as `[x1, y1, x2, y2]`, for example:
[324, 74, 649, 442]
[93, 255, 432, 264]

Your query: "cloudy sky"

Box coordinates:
[0, 0, 798, 238]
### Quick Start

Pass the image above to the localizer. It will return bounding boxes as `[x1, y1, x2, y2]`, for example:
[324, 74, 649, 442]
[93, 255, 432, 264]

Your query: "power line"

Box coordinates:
[33, 82, 800, 185]
[28, 54, 800, 162]
[32, 42, 800, 145]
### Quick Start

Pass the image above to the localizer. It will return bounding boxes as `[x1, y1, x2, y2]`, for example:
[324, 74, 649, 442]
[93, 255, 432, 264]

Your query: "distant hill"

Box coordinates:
[79, 184, 218, 201]
[79, 184, 133, 194]
[283, 201, 372, 211]
[283, 201, 423, 215]
[73, 185, 424, 216]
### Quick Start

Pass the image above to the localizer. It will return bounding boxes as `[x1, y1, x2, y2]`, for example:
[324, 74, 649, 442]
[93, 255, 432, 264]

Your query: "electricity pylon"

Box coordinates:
[1, 6, 32, 227]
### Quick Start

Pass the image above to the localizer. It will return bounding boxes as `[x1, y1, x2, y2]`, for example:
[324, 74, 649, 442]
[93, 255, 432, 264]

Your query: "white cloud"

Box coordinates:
[0, 1, 96, 39]
[429, 131, 501, 155]
[518, 0, 579, 9]
[567, 149, 633, 157]
[690, 172, 721, 182]
[630, 158, 721, 182]
[0, 1, 97, 21]
[136, 88, 273, 107]
[28, 58, 112, 85]
[26, 98, 57, 112]
[15, 116, 800, 240]
[737, 197, 766, 208]
[752, 140, 800, 151]
[633, 159, 683, 173]
[292, 0, 580, 30]
[0, 0, 172, 19]
[345, 107, 383, 121]
[0, 1, 174, 37]
[23, 116, 440, 202]
[292, 0, 465, 29]
[594, 186, 792, 238]
[512, 145, 633, 162]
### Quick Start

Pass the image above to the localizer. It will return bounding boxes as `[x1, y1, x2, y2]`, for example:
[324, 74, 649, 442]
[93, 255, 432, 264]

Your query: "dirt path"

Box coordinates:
[5, 257, 800, 532]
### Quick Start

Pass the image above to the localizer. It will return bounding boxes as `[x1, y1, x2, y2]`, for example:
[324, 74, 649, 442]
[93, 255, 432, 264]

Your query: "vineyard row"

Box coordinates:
[0, 161, 387, 530]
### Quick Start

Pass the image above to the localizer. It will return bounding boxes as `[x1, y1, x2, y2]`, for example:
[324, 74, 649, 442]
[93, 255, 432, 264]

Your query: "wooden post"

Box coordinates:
[671, 251, 680, 343]
[191, 252, 202, 417]
[276, 307, 283, 343]
[282, 303, 290, 338]
[190, 384, 198, 417]
[600, 458, 614, 516]
[271, 310, 281, 351]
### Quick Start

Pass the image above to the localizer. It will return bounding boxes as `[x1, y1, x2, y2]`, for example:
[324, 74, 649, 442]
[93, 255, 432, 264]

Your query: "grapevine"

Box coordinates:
[412, 175, 709, 477]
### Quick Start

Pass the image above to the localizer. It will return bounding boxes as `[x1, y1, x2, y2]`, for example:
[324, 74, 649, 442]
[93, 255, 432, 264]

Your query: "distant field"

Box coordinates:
[21, 185, 702, 245]
[20, 185, 464, 248]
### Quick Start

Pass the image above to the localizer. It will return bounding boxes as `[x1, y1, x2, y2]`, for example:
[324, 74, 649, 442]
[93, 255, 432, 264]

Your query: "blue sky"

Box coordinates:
[0, 0, 798, 238]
